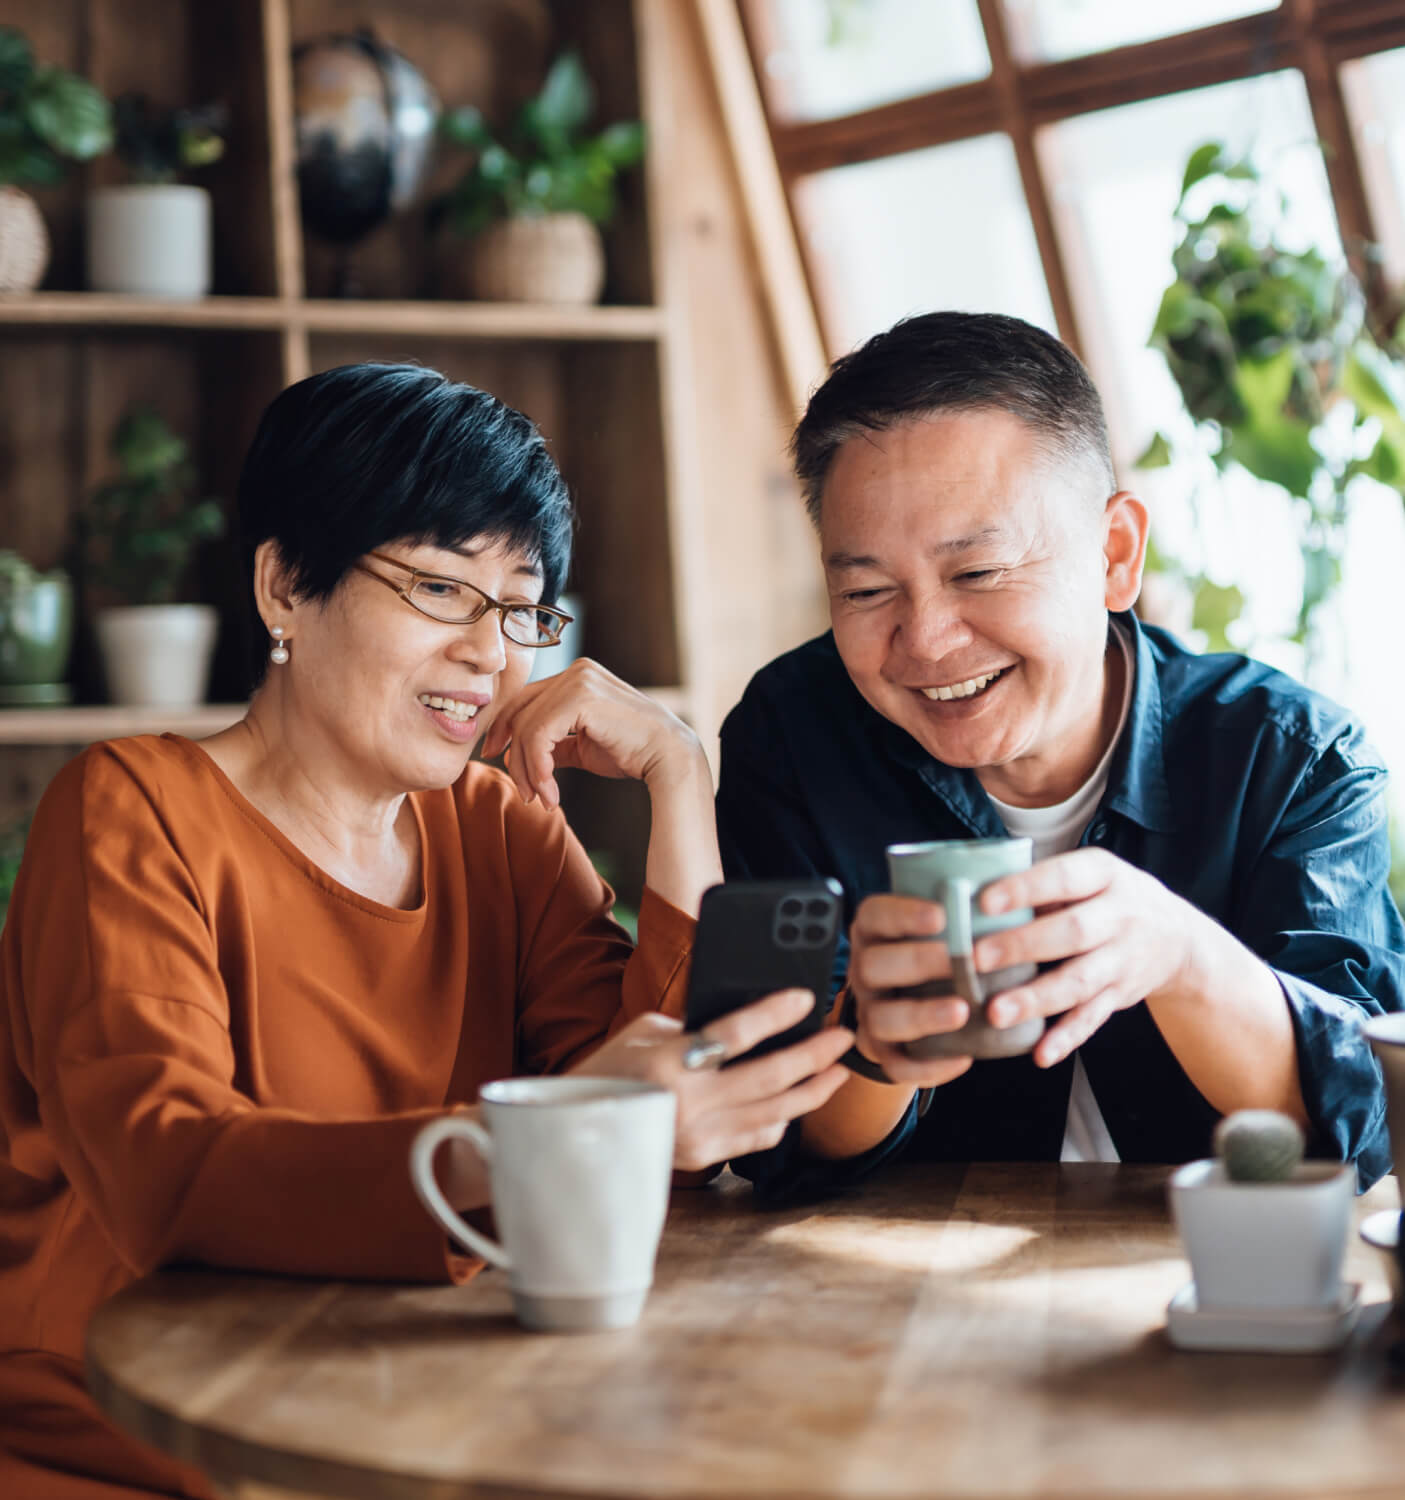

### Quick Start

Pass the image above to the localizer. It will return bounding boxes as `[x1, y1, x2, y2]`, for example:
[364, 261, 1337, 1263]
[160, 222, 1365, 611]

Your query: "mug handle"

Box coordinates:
[942, 875, 986, 1013]
[409, 1115, 512, 1270]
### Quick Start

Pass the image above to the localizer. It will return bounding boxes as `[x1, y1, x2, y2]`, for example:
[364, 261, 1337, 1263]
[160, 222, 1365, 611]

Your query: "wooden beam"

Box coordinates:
[1023, 11, 1292, 126]
[259, 0, 304, 301]
[974, 0, 1083, 357]
[772, 79, 1002, 178]
[692, 0, 829, 416]
[1317, 0, 1405, 59]
[1284, 0, 1387, 319]
[768, 11, 1303, 175]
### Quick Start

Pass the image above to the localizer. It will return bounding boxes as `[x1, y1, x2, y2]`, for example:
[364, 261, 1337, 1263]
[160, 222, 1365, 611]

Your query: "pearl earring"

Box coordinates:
[269, 626, 289, 665]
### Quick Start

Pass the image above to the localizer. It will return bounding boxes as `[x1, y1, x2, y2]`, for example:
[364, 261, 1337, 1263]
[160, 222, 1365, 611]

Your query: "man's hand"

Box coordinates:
[974, 848, 1201, 1068]
[846, 893, 975, 1089]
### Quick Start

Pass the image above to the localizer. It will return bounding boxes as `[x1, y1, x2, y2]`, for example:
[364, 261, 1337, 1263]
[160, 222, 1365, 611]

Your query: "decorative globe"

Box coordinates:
[293, 31, 440, 246]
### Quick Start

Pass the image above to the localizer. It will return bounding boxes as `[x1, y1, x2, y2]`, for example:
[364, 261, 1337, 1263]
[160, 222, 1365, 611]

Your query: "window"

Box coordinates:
[795, 135, 1054, 355]
[744, 0, 1405, 791]
[1003, 0, 1279, 65]
[753, 0, 990, 122]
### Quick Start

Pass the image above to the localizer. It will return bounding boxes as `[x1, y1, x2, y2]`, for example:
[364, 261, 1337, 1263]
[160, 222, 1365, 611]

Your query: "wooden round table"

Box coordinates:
[86, 1163, 1405, 1500]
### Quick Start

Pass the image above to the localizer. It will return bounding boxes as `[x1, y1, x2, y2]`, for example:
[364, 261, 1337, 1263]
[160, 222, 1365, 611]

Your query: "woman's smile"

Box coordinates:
[418, 690, 490, 743]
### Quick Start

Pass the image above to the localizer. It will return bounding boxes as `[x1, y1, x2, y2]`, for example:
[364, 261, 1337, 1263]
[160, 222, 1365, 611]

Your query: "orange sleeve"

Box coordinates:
[10, 749, 474, 1284]
[500, 788, 695, 1076]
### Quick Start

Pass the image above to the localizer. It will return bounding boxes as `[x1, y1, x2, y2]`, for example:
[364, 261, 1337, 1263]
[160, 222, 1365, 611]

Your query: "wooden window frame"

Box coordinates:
[740, 0, 1405, 356]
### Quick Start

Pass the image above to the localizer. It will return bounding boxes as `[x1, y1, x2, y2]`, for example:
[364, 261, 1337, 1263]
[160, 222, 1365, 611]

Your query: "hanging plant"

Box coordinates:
[1138, 140, 1405, 654]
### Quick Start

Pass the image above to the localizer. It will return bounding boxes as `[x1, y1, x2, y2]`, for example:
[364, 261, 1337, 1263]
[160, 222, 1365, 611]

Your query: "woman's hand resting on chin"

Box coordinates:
[479, 658, 705, 809]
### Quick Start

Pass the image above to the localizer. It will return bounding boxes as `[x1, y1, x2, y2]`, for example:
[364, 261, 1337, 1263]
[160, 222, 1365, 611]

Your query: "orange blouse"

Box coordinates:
[0, 734, 693, 1498]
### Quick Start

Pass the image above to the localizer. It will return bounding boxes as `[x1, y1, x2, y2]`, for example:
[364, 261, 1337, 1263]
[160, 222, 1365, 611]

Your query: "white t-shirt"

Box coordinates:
[984, 622, 1136, 1163]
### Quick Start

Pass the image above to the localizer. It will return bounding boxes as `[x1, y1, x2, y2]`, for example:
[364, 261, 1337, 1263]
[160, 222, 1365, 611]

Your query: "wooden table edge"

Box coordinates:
[85, 1320, 1405, 1500]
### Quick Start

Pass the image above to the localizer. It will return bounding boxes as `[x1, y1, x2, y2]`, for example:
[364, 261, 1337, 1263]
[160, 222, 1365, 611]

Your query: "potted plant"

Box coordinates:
[87, 92, 226, 298]
[432, 51, 645, 305]
[0, 26, 111, 292]
[1168, 1110, 1354, 1315]
[82, 407, 226, 707]
[0, 550, 73, 705]
[1137, 141, 1405, 672]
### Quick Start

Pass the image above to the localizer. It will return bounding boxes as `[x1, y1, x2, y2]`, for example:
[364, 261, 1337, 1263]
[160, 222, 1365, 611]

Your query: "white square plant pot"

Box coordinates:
[1169, 1158, 1355, 1310]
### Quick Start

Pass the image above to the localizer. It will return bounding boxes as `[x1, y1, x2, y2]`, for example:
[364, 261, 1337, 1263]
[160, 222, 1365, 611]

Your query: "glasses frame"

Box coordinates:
[354, 551, 574, 649]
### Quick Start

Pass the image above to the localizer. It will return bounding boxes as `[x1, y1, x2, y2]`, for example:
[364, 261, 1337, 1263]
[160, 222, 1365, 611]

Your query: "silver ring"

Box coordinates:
[680, 1035, 728, 1071]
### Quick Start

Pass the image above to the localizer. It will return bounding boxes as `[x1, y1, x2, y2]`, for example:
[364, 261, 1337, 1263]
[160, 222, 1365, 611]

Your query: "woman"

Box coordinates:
[0, 364, 852, 1499]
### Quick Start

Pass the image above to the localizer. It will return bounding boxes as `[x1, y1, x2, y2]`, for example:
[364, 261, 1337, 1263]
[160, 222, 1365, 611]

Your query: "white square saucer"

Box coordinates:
[1166, 1281, 1361, 1352]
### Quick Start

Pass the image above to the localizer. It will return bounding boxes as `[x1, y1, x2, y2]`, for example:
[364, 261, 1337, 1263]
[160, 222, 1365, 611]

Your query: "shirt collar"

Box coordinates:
[866, 610, 1177, 836]
[1102, 610, 1176, 833]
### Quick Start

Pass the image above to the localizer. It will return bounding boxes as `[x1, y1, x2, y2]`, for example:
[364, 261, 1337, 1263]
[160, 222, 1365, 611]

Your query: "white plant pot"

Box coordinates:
[528, 594, 583, 682]
[1169, 1158, 1354, 1310]
[87, 185, 212, 298]
[96, 604, 218, 708]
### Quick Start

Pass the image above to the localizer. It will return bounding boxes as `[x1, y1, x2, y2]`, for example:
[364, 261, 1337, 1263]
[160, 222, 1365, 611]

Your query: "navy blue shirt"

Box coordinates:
[716, 614, 1405, 1197]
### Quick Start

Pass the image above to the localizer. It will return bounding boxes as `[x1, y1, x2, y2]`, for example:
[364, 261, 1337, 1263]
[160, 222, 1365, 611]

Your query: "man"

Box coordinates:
[717, 311, 1403, 1198]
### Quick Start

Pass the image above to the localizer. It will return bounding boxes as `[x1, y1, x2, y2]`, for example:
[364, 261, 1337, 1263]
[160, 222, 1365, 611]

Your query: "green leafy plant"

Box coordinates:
[1139, 141, 1405, 651]
[0, 26, 111, 187]
[588, 849, 639, 941]
[432, 52, 645, 238]
[111, 92, 226, 184]
[82, 408, 225, 606]
[0, 811, 28, 931]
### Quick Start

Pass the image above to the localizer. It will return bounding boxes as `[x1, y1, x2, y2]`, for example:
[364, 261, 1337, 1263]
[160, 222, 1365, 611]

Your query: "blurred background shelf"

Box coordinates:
[0, 292, 667, 341]
[0, 685, 688, 746]
[0, 0, 823, 903]
[0, 704, 248, 746]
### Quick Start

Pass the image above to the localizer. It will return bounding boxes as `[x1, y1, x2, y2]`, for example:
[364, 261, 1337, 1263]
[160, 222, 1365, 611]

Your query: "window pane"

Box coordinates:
[794, 135, 1055, 356]
[1343, 48, 1405, 292]
[1040, 71, 1405, 784]
[1004, 0, 1278, 64]
[752, 0, 989, 123]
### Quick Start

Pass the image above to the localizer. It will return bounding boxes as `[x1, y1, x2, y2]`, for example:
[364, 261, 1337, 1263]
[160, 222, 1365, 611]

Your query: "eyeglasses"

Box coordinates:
[354, 551, 574, 648]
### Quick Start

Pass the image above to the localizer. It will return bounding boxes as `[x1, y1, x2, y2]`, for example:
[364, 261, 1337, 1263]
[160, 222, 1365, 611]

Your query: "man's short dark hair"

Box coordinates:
[791, 312, 1115, 523]
[238, 362, 573, 609]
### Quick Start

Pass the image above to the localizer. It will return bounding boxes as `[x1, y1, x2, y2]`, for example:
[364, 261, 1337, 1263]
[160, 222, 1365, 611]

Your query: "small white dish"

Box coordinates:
[1166, 1281, 1361, 1352]
[1359, 1209, 1402, 1307]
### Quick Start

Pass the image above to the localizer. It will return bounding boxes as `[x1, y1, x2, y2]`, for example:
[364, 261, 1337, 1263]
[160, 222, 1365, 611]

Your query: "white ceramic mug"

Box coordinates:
[410, 1077, 676, 1333]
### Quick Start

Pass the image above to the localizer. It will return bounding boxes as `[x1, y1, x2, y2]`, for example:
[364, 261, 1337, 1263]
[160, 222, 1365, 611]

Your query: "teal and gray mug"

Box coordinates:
[884, 837, 1043, 1060]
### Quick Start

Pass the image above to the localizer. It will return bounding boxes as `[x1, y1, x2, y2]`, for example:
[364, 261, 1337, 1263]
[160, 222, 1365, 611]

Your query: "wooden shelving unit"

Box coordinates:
[0, 705, 248, 746]
[0, 292, 669, 341]
[0, 0, 712, 892]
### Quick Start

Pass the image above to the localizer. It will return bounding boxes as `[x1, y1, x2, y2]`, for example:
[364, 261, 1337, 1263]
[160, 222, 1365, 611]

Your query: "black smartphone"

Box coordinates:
[684, 878, 844, 1063]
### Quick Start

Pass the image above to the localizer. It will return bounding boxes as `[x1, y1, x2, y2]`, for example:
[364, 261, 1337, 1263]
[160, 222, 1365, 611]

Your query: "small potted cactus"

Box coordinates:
[1168, 1110, 1354, 1310]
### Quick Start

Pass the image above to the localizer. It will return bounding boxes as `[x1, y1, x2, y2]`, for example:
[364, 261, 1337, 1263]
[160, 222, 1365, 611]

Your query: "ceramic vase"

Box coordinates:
[469, 214, 605, 304]
[0, 187, 49, 292]
[96, 603, 217, 707]
[1169, 1157, 1354, 1309]
[0, 553, 72, 704]
[88, 185, 212, 298]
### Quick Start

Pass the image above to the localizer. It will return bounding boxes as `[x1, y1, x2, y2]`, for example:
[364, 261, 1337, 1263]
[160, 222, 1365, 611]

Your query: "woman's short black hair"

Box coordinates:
[792, 311, 1115, 522]
[238, 362, 574, 608]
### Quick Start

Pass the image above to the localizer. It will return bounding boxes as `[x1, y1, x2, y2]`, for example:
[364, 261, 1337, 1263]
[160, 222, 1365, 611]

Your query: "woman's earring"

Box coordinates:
[269, 626, 290, 665]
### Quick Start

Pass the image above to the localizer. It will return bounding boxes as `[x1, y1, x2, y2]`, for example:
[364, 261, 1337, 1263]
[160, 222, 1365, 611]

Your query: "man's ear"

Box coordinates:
[252, 540, 299, 636]
[1103, 490, 1149, 613]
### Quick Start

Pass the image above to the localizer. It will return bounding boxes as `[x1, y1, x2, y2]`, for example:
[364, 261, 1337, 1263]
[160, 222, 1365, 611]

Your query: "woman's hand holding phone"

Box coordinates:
[574, 992, 853, 1170]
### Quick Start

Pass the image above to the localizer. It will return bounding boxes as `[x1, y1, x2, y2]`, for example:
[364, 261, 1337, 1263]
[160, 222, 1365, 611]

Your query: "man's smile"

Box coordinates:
[918, 666, 1009, 702]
